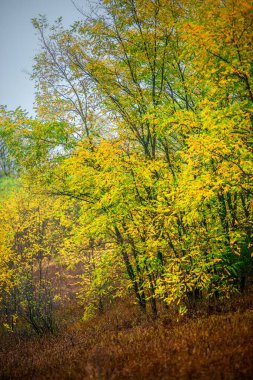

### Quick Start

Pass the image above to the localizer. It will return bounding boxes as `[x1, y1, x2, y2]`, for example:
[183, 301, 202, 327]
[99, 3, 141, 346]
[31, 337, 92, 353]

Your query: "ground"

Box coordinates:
[1, 292, 253, 380]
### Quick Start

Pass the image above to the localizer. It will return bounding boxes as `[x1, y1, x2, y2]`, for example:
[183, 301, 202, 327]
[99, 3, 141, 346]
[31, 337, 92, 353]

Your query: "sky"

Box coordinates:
[0, 0, 85, 115]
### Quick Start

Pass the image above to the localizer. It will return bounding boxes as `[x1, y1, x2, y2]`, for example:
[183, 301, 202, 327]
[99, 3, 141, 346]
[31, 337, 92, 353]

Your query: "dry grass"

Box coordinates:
[1, 293, 253, 380]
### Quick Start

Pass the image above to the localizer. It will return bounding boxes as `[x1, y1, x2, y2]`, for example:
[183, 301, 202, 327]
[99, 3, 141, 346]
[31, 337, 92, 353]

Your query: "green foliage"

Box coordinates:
[0, 176, 18, 199]
[0, 0, 253, 324]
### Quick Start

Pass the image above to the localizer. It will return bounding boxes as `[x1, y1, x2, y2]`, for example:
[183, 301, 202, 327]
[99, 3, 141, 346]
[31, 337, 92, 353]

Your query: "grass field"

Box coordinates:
[1, 291, 253, 380]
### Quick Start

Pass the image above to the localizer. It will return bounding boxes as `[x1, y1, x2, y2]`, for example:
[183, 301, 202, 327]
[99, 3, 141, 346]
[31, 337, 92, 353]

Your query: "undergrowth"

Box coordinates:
[0, 292, 253, 380]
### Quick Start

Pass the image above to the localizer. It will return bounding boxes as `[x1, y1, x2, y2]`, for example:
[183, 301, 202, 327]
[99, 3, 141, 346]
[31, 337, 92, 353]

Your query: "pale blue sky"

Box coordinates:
[0, 0, 85, 115]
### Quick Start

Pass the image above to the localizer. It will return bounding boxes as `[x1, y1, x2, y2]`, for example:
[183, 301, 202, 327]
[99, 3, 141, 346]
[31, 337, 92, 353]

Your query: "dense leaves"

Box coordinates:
[0, 0, 252, 327]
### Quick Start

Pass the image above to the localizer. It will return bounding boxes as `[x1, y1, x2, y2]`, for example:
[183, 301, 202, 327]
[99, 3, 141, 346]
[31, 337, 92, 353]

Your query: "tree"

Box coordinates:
[1, 0, 252, 320]
[0, 189, 68, 334]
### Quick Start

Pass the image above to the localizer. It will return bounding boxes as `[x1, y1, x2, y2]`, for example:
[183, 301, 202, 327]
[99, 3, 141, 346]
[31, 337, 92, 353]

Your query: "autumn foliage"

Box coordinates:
[0, 0, 253, 378]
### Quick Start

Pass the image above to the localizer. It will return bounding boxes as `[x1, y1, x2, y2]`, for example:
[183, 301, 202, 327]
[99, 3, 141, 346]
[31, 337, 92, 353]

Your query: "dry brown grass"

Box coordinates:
[1, 292, 253, 380]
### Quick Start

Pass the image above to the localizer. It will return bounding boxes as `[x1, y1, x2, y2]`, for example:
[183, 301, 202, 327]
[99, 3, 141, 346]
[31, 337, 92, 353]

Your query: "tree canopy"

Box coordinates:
[0, 0, 252, 327]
